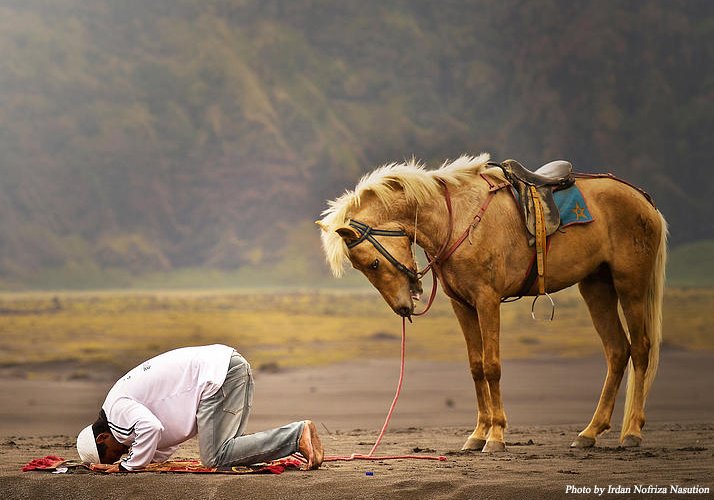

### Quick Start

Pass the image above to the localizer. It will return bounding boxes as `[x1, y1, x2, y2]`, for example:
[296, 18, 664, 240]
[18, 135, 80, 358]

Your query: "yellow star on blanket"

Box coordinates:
[572, 202, 587, 221]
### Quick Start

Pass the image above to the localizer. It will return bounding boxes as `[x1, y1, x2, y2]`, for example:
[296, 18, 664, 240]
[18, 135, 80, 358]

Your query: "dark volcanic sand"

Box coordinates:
[1, 350, 712, 499]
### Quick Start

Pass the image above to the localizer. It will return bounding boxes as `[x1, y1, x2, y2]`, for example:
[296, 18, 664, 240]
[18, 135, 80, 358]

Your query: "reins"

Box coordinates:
[414, 174, 510, 314]
[437, 174, 511, 265]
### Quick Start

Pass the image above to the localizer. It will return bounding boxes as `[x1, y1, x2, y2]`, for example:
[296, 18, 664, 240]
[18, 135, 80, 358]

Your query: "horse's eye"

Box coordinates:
[369, 259, 380, 270]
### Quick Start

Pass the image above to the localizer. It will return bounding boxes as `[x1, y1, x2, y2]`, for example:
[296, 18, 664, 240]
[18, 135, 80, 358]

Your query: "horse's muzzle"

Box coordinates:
[396, 305, 413, 318]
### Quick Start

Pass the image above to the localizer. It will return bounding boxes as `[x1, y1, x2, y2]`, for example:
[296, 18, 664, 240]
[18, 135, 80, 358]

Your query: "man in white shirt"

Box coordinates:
[76, 344, 323, 471]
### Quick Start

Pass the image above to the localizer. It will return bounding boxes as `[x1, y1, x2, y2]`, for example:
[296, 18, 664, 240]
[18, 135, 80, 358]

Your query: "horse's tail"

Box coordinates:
[621, 210, 668, 441]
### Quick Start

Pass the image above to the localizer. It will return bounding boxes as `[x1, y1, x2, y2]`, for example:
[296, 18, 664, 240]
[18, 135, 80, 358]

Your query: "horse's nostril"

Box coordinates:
[396, 306, 412, 317]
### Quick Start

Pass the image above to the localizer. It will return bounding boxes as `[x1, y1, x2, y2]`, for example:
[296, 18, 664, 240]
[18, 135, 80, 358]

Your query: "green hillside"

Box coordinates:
[0, 0, 712, 288]
[667, 240, 714, 288]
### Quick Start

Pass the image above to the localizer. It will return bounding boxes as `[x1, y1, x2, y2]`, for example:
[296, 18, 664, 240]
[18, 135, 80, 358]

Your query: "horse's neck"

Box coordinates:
[352, 194, 446, 258]
[355, 181, 498, 256]
[405, 182, 504, 256]
[408, 213, 445, 258]
[401, 198, 458, 258]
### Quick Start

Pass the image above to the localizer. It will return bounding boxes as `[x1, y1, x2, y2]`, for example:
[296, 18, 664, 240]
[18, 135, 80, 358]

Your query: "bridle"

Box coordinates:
[345, 172, 511, 315]
[346, 220, 418, 281]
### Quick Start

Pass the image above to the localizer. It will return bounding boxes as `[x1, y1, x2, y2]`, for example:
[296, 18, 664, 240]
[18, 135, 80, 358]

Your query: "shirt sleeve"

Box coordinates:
[111, 400, 165, 471]
[152, 445, 179, 463]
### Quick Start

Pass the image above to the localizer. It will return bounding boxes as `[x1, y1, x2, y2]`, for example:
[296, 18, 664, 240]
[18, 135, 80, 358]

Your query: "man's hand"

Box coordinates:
[103, 464, 122, 473]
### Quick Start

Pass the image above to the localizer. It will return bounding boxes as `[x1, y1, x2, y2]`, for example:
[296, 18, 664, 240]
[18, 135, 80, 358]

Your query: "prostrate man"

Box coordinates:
[76, 344, 323, 471]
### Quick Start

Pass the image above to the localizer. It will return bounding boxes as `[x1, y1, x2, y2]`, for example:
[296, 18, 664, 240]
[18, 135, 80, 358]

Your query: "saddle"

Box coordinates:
[499, 159, 575, 296]
[500, 159, 574, 241]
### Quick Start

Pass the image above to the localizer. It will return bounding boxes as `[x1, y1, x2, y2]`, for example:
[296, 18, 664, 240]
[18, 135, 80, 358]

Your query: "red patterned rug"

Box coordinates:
[22, 455, 304, 475]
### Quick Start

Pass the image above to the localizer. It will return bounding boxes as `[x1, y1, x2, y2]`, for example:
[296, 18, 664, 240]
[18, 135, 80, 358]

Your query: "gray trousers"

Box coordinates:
[197, 351, 305, 467]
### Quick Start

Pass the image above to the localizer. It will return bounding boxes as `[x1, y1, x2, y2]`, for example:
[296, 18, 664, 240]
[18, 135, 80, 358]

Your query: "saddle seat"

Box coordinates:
[502, 159, 574, 188]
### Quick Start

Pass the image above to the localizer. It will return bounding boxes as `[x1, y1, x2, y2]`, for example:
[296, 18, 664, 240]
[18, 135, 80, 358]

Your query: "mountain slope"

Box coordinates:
[0, 0, 711, 287]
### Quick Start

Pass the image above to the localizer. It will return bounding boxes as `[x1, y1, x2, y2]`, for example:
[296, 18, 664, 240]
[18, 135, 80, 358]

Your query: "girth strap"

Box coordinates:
[529, 185, 547, 295]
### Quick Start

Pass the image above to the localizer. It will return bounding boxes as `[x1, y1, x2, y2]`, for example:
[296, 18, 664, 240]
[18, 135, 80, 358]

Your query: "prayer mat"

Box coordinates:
[22, 455, 304, 475]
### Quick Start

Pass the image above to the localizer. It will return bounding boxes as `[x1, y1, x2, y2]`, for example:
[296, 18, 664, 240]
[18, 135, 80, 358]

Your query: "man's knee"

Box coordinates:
[200, 447, 221, 468]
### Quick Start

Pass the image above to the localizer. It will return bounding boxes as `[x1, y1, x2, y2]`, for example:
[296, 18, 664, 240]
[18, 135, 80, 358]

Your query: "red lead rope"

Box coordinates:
[323, 317, 447, 463]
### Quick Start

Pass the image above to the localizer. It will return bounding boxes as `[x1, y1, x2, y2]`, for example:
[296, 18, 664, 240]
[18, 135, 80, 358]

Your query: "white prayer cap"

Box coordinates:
[76, 425, 100, 464]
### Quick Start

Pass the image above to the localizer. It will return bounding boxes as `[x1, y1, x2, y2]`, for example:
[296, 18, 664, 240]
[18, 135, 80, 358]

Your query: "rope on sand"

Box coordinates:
[323, 317, 447, 463]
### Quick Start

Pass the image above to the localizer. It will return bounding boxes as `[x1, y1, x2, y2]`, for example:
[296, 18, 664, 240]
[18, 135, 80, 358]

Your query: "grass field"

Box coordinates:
[0, 287, 711, 379]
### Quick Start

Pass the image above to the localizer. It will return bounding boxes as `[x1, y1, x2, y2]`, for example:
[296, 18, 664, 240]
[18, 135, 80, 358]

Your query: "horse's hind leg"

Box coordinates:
[450, 299, 492, 451]
[616, 285, 652, 447]
[572, 268, 630, 448]
[611, 210, 665, 447]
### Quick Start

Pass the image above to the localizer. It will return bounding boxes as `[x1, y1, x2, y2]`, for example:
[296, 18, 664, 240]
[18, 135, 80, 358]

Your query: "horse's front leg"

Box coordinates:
[476, 291, 507, 452]
[449, 299, 491, 451]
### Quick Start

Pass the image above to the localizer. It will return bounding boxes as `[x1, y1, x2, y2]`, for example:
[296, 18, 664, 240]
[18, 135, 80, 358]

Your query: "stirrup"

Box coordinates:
[531, 293, 555, 321]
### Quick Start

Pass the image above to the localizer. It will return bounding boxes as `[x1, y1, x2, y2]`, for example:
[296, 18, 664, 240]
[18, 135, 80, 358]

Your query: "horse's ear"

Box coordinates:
[335, 225, 360, 242]
[315, 220, 329, 232]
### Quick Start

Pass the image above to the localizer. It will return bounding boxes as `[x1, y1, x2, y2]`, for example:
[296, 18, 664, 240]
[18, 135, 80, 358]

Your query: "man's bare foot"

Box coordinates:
[298, 420, 324, 470]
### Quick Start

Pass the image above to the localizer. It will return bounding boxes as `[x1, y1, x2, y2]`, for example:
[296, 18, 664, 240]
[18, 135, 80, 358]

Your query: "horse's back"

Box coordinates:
[576, 176, 662, 232]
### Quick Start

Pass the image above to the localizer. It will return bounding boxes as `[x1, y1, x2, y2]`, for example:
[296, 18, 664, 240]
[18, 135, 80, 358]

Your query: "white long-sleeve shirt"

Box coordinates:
[102, 344, 235, 470]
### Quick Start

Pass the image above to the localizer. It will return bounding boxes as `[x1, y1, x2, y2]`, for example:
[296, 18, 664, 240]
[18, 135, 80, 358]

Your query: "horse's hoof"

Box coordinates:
[570, 435, 596, 449]
[481, 440, 506, 453]
[621, 435, 642, 448]
[461, 438, 487, 451]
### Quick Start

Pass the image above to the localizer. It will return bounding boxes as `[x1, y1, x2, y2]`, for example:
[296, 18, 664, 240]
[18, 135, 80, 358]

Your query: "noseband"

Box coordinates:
[346, 220, 418, 281]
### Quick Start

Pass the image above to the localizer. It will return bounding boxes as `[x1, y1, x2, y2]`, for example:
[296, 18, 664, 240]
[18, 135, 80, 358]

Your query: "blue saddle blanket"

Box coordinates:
[553, 184, 593, 227]
[514, 184, 594, 227]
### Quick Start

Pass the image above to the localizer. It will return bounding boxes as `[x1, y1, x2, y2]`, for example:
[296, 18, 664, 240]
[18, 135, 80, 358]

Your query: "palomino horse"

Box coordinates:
[317, 153, 667, 452]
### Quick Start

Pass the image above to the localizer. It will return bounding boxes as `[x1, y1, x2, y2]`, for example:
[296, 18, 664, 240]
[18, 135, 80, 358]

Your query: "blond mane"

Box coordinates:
[318, 153, 505, 276]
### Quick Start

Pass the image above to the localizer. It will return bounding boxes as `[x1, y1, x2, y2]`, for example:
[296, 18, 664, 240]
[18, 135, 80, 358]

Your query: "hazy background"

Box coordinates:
[0, 0, 712, 290]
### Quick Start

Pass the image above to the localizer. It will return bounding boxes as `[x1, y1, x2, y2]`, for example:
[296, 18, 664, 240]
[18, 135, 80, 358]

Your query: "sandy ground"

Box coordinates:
[1, 349, 712, 499]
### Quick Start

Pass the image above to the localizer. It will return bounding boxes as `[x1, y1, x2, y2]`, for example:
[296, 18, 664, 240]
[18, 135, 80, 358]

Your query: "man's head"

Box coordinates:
[76, 410, 129, 464]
